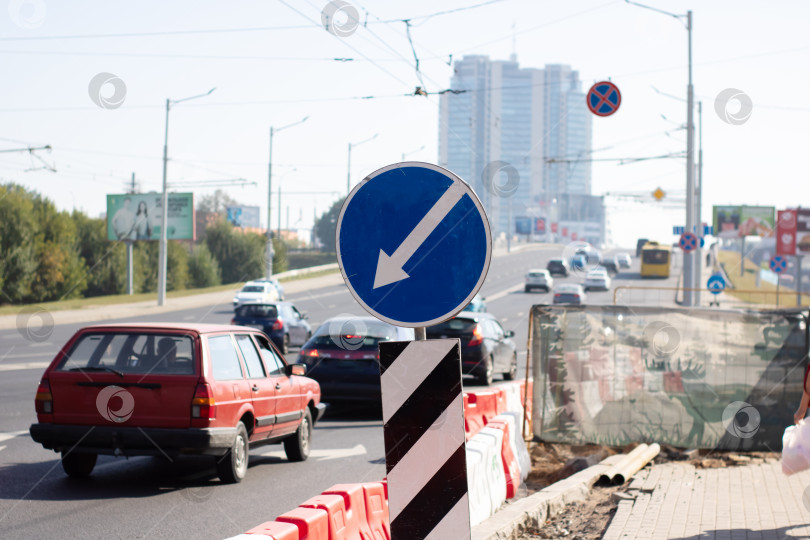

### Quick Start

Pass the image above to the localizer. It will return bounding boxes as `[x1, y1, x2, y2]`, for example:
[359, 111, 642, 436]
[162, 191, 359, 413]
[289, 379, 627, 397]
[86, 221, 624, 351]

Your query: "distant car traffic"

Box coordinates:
[29, 323, 325, 483]
[231, 302, 311, 354]
[426, 312, 517, 386]
[464, 294, 487, 312]
[575, 246, 601, 265]
[546, 258, 570, 276]
[525, 269, 553, 292]
[298, 317, 414, 405]
[252, 278, 285, 300]
[570, 254, 587, 271]
[583, 269, 611, 291]
[636, 238, 650, 257]
[616, 253, 632, 269]
[553, 284, 587, 304]
[233, 280, 280, 310]
[601, 256, 619, 274]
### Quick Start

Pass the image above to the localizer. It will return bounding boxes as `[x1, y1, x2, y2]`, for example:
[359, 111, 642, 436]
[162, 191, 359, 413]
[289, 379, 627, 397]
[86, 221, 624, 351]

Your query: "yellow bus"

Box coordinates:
[640, 242, 671, 278]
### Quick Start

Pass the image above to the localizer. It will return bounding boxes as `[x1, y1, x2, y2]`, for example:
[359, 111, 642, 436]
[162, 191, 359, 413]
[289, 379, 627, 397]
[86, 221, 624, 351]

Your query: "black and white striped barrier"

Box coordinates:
[379, 339, 471, 540]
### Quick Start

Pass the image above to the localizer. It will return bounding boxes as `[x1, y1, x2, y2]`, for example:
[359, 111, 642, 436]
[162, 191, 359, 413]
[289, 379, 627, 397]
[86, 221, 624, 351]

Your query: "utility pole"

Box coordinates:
[694, 101, 703, 306]
[683, 9, 696, 307]
[267, 116, 308, 279]
[158, 88, 216, 306]
[347, 133, 378, 195]
[126, 172, 136, 296]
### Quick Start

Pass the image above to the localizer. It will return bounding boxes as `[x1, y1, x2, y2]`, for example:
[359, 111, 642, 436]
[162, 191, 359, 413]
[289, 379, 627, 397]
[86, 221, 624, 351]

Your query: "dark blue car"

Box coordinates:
[231, 302, 311, 354]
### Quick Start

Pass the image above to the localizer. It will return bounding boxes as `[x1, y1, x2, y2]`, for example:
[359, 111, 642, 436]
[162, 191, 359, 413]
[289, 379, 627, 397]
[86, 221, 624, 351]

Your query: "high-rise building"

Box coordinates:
[439, 55, 602, 245]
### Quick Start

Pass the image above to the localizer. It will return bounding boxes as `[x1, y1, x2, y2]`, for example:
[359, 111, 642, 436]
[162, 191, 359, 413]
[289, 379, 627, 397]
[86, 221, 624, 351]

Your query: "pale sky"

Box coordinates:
[1, 0, 808, 248]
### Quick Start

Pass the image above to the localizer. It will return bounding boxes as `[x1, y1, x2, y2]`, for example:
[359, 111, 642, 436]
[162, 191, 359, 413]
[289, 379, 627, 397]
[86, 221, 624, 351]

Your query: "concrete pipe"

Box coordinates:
[612, 443, 661, 485]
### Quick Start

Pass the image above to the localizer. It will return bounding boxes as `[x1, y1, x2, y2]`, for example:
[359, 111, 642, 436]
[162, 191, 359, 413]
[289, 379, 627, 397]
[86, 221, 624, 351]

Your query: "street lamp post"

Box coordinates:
[401, 144, 425, 162]
[267, 116, 309, 279]
[347, 133, 378, 195]
[157, 87, 216, 307]
[626, 1, 695, 306]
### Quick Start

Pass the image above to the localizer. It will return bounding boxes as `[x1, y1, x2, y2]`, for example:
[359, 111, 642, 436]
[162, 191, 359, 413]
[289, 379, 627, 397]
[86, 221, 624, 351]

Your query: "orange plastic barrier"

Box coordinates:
[493, 387, 508, 415]
[276, 507, 329, 540]
[486, 419, 521, 499]
[300, 494, 360, 540]
[322, 484, 374, 540]
[246, 521, 300, 540]
[361, 482, 390, 540]
[463, 393, 488, 439]
[473, 390, 500, 423]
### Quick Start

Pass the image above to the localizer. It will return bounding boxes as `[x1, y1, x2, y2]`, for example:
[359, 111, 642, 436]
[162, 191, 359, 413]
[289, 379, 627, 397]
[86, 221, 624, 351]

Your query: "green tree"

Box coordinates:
[188, 244, 222, 288]
[196, 189, 240, 214]
[73, 212, 127, 297]
[313, 197, 344, 253]
[205, 220, 265, 284]
[134, 241, 190, 293]
[272, 237, 288, 274]
[0, 184, 37, 303]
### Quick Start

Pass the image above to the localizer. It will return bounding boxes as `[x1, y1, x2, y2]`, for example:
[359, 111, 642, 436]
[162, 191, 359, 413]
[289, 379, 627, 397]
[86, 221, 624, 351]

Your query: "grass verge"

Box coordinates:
[717, 250, 810, 307]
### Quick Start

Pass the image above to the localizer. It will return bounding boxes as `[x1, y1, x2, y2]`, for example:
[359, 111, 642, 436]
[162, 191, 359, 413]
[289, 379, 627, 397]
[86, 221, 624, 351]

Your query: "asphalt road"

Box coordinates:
[0, 244, 684, 539]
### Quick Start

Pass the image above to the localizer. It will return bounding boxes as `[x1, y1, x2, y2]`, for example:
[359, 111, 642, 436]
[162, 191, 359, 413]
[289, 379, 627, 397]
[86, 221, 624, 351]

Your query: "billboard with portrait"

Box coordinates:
[226, 206, 260, 228]
[106, 193, 194, 241]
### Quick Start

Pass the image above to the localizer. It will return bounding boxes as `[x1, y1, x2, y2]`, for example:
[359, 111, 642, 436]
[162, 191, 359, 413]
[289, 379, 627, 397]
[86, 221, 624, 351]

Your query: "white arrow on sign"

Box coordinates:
[373, 180, 466, 289]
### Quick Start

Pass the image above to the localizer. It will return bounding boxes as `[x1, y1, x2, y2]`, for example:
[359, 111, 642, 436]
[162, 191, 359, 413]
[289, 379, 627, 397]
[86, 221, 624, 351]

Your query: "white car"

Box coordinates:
[583, 270, 611, 291]
[233, 281, 280, 310]
[616, 253, 632, 269]
[251, 277, 285, 300]
[553, 284, 587, 304]
[525, 269, 553, 292]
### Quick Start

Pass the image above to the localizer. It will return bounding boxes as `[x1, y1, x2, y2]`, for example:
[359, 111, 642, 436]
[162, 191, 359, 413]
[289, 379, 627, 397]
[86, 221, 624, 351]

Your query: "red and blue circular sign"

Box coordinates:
[679, 232, 698, 252]
[770, 255, 787, 274]
[587, 81, 621, 117]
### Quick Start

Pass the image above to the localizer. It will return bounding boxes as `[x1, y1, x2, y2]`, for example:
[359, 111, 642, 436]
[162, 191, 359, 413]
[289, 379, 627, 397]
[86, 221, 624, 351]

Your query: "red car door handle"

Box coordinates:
[252, 385, 259, 392]
[275, 383, 282, 390]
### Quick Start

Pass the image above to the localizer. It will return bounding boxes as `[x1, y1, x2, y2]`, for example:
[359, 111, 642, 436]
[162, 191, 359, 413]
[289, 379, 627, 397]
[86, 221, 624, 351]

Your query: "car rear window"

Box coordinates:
[241, 285, 264, 293]
[428, 318, 477, 334]
[310, 320, 399, 350]
[236, 304, 278, 318]
[528, 272, 546, 278]
[57, 333, 196, 375]
[207, 335, 244, 381]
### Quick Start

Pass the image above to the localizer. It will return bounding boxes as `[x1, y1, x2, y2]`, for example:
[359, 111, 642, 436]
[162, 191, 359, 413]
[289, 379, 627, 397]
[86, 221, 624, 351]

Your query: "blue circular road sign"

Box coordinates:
[587, 81, 621, 117]
[679, 232, 698, 252]
[707, 274, 725, 295]
[770, 255, 787, 274]
[336, 162, 492, 327]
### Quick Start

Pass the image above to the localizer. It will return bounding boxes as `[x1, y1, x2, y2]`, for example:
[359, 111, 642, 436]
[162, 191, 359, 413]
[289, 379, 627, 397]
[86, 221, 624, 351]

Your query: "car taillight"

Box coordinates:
[468, 324, 484, 347]
[191, 383, 216, 420]
[554, 294, 561, 298]
[272, 318, 283, 331]
[230, 318, 236, 325]
[35, 378, 53, 414]
[302, 349, 319, 357]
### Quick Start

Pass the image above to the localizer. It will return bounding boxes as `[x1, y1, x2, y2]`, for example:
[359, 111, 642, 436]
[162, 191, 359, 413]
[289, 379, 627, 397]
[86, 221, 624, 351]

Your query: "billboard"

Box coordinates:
[515, 217, 532, 235]
[226, 206, 260, 228]
[712, 205, 775, 238]
[535, 218, 545, 233]
[107, 193, 194, 241]
[776, 209, 797, 256]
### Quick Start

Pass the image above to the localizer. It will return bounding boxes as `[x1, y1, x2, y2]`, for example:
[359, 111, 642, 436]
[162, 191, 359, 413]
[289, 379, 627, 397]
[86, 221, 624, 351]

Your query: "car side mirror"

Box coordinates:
[504, 330, 515, 338]
[286, 364, 306, 376]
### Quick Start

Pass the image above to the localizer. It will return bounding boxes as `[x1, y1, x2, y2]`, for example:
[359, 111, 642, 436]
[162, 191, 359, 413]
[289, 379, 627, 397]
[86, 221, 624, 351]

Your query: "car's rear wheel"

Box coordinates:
[216, 421, 249, 484]
[284, 408, 312, 462]
[61, 451, 97, 478]
[476, 356, 494, 386]
[503, 354, 518, 381]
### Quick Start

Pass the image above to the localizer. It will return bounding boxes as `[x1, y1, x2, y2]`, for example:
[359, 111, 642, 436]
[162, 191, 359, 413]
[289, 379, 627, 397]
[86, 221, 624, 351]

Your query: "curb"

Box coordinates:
[471, 453, 626, 540]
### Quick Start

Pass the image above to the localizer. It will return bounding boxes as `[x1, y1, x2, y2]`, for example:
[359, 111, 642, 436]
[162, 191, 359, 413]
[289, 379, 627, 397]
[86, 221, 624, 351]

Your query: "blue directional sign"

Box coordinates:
[336, 162, 492, 327]
[707, 274, 725, 295]
[679, 232, 698, 252]
[770, 255, 788, 274]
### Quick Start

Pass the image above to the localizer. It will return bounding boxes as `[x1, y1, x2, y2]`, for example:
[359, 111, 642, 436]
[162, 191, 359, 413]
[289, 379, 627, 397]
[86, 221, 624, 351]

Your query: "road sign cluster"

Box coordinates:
[770, 255, 788, 274]
[679, 232, 698, 252]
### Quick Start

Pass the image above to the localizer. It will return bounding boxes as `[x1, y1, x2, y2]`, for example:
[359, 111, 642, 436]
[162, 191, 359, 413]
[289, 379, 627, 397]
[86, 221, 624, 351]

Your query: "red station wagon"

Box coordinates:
[29, 323, 325, 483]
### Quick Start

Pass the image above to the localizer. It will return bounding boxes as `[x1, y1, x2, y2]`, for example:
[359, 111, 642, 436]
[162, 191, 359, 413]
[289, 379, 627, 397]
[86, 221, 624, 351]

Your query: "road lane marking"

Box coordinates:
[0, 430, 29, 444]
[0, 361, 51, 372]
[259, 443, 367, 461]
[1, 351, 53, 360]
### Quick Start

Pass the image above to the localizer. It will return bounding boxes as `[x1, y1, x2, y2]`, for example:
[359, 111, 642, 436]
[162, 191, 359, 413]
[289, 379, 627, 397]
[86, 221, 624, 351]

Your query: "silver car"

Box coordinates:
[525, 269, 553, 293]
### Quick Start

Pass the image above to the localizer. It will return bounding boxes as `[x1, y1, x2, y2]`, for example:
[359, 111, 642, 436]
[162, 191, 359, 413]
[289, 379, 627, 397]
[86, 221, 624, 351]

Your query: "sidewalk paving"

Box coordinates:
[602, 460, 810, 540]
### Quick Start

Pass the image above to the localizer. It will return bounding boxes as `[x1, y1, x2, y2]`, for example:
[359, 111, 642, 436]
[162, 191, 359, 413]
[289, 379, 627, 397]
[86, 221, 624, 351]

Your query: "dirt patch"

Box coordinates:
[514, 442, 781, 539]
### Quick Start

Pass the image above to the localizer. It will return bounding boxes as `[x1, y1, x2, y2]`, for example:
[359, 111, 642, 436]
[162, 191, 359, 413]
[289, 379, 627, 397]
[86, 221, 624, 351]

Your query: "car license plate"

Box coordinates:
[248, 324, 265, 331]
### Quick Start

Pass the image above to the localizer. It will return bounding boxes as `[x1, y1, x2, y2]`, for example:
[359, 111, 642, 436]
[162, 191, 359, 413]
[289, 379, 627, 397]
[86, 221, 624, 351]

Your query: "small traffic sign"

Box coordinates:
[770, 255, 788, 274]
[587, 81, 621, 117]
[653, 187, 665, 201]
[673, 226, 685, 235]
[679, 232, 698, 252]
[337, 162, 492, 327]
[707, 274, 725, 295]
